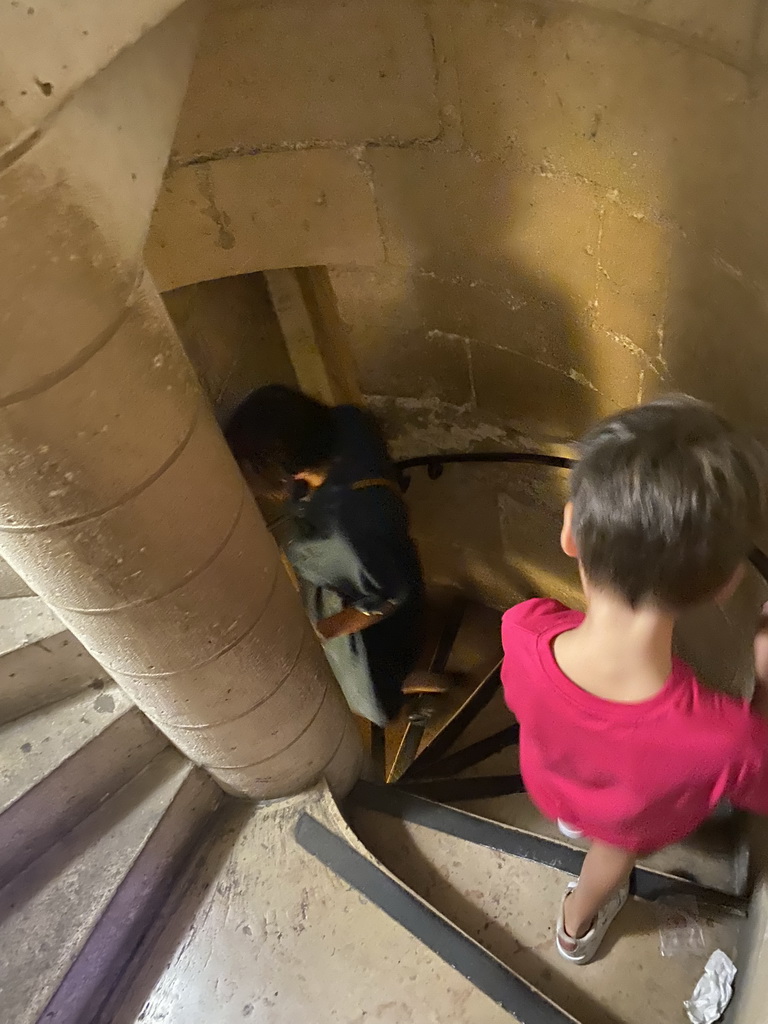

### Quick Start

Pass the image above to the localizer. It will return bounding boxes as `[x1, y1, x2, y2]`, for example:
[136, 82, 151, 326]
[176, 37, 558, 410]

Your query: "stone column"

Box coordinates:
[0, 2, 361, 798]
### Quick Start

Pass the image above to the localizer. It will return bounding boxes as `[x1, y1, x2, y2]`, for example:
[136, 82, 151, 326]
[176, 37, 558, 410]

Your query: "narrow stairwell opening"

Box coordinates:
[160, 271, 300, 426]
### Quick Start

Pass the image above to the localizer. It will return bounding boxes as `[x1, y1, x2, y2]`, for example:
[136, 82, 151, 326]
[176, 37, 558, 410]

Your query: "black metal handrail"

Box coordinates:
[395, 450, 573, 491]
[395, 449, 768, 583]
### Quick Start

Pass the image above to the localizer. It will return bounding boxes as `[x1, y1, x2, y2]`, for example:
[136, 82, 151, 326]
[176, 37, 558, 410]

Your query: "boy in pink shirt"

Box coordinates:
[501, 395, 768, 965]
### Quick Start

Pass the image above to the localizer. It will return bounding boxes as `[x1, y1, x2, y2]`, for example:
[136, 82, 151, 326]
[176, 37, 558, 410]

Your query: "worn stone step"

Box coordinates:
[0, 596, 109, 724]
[108, 787, 533, 1024]
[350, 801, 743, 1024]
[0, 685, 167, 889]
[419, 683, 748, 898]
[385, 600, 503, 777]
[451, 788, 749, 898]
[0, 748, 221, 1024]
[0, 558, 33, 599]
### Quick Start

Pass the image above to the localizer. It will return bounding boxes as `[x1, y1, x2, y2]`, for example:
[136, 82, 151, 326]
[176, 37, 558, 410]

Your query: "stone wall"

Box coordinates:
[145, 0, 768, 1002]
[147, 0, 768, 687]
[162, 273, 298, 424]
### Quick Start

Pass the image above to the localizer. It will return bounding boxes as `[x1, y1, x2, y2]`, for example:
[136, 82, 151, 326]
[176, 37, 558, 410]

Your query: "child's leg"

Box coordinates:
[562, 840, 635, 942]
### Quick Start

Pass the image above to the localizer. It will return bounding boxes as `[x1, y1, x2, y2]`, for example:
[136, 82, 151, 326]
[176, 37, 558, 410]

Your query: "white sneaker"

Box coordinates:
[557, 819, 584, 840]
[556, 881, 629, 965]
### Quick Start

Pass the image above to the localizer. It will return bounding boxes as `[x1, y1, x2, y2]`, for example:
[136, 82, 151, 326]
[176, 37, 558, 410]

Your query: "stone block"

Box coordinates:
[451, 5, 768, 286]
[0, 0, 198, 147]
[596, 204, 669, 357]
[367, 394, 530, 466]
[86, 553, 297, 713]
[147, 150, 384, 291]
[662, 242, 768, 447]
[367, 326, 473, 407]
[0, 620, 108, 725]
[332, 262, 643, 412]
[331, 267, 473, 404]
[559, 0, 755, 64]
[155, 631, 327, 763]
[583, 329, 645, 409]
[0, 9, 194, 401]
[451, 2, 752, 221]
[172, 0, 440, 159]
[406, 464, 506, 600]
[369, 150, 601, 308]
[0, 559, 32, 599]
[408, 459, 577, 610]
[510, 172, 602, 308]
[676, 600, 754, 699]
[163, 283, 242, 403]
[672, 84, 768, 288]
[0, 148, 133, 404]
[0, 408, 245, 610]
[0, 277, 199, 531]
[209, 676, 359, 794]
[163, 273, 296, 413]
[499, 479, 582, 607]
[263, 268, 361, 407]
[639, 362, 669, 403]
[470, 341, 621, 440]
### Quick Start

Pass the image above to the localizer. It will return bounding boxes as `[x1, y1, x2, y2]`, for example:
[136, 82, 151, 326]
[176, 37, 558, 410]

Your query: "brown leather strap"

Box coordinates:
[350, 477, 402, 499]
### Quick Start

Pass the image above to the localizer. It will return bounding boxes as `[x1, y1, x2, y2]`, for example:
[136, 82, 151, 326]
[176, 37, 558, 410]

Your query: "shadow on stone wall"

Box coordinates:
[346, 1, 768, 632]
[353, 136, 591, 603]
[147, 0, 768, 642]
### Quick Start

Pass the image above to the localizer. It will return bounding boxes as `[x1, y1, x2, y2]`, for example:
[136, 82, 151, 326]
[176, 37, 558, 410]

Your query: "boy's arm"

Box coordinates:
[752, 602, 768, 718]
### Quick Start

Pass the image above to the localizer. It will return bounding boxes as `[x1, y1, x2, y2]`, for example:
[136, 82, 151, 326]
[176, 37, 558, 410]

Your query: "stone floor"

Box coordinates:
[110, 790, 521, 1024]
[438, 688, 748, 896]
[108, 781, 744, 1024]
[1, 749, 192, 1024]
[352, 808, 742, 1024]
[0, 596, 62, 658]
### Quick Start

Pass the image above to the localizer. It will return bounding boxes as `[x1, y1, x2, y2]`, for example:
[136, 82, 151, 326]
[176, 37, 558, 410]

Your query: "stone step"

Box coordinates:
[108, 787, 542, 1024]
[416, 683, 748, 898]
[0, 748, 222, 1024]
[0, 684, 167, 890]
[384, 600, 503, 777]
[0, 558, 33, 599]
[439, 684, 512, 761]
[350, 797, 743, 1024]
[0, 596, 109, 725]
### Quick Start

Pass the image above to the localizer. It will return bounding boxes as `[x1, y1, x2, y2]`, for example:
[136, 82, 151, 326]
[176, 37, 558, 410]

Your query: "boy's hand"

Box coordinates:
[752, 603, 768, 717]
[754, 602, 768, 689]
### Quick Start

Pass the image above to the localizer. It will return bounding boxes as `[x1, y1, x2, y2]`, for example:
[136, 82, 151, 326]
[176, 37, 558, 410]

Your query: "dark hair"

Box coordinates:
[224, 385, 337, 476]
[570, 395, 768, 609]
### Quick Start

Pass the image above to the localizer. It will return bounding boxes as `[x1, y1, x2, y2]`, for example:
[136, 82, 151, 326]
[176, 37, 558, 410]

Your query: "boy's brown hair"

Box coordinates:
[570, 395, 768, 609]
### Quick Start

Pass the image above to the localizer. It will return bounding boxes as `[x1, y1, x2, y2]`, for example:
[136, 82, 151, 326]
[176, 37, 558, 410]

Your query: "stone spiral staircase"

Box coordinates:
[1, 2, 765, 1021]
[0, 541, 754, 1024]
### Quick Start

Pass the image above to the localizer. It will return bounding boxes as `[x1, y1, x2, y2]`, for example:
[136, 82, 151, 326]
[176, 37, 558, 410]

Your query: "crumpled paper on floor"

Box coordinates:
[684, 950, 737, 1024]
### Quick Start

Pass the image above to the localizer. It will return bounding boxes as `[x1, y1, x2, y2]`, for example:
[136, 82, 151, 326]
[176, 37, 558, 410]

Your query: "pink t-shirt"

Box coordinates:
[501, 598, 768, 852]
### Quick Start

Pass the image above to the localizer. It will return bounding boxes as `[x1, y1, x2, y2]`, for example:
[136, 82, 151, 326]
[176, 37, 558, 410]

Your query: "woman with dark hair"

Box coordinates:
[226, 385, 426, 727]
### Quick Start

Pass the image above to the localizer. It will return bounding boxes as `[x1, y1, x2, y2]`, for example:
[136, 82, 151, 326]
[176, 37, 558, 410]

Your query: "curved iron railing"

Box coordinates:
[395, 449, 768, 581]
[395, 450, 573, 491]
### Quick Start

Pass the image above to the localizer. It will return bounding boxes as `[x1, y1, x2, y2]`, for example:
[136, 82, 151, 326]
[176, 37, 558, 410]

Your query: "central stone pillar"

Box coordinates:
[0, 1, 361, 799]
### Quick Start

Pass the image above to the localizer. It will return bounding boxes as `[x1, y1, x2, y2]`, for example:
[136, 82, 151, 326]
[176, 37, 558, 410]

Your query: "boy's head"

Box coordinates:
[564, 395, 768, 610]
[225, 385, 336, 482]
